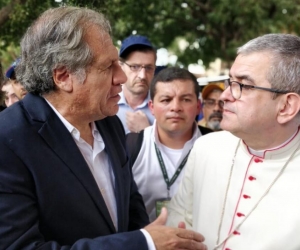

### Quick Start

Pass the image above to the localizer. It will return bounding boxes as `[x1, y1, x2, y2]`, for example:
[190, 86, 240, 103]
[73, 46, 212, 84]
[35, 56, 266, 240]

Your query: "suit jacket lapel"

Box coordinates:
[95, 119, 126, 231]
[23, 94, 116, 232]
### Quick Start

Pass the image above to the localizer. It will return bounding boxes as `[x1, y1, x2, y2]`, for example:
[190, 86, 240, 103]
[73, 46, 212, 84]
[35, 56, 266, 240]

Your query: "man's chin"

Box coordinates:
[208, 120, 221, 131]
[133, 84, 149, 93]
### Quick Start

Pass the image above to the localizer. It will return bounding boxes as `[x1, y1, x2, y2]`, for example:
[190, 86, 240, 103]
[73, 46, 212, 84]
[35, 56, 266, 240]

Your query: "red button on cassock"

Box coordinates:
[254, 158, 263, 163]
[249, 176, 256, 181]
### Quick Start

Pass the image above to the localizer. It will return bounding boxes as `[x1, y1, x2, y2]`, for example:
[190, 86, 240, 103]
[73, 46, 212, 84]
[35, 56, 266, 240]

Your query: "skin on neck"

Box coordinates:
[240, 94, 300, 150]
[240, 121, 299, 151]
[123, 84, 148, 109]
[156, 124, 194, 149]
[44, 91, 94, 147]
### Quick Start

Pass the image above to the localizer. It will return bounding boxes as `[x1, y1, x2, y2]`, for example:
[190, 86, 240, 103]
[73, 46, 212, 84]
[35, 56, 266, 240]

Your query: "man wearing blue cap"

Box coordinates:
[118, 35, 156, 133]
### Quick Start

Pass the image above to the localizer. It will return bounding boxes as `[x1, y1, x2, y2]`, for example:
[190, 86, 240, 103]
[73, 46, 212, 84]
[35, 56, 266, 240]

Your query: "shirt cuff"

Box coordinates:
[140, 229, 156, 250]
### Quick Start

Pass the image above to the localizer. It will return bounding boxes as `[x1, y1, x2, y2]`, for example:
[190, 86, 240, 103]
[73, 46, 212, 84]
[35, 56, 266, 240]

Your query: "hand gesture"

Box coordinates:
[144, 207, 207, 250]
[126, 111, 150, 133]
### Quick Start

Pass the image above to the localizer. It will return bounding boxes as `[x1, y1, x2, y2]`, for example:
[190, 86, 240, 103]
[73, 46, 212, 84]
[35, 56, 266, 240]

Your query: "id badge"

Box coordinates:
[155, 198, 171, 218]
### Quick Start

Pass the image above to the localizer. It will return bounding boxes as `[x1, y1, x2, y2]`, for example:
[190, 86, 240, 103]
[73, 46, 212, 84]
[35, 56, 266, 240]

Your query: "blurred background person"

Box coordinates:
[5, 58, 27, 100]
[1, 78, 19, 107]
[198, 84, 224, 131]
[126, 67, 212, 222]
[118, 35, 156, 133]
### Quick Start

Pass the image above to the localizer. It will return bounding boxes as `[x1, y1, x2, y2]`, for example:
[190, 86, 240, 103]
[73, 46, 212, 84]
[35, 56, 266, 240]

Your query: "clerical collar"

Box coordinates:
[248, 129, 299, 157]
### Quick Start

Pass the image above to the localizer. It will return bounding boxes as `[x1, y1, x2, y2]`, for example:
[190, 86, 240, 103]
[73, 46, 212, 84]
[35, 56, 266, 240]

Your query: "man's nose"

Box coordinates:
[137, 67, 146, 79]
[220, 86, 235, 102]
[171, 99, 182, 111]
[115, 62, 127, 85]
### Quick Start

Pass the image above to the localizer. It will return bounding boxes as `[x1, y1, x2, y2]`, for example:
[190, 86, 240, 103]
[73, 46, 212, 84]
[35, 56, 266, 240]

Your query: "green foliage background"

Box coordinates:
[1, 0, 300, 70]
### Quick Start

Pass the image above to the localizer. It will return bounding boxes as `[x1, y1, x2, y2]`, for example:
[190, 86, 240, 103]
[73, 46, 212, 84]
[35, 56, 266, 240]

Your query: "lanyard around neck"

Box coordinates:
[154, 143, 190, 196]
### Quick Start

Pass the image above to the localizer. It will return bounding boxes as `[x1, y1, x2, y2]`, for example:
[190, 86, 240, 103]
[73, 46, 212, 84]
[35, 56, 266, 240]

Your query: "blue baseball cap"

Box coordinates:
[5, 58, 20, 78]
[119, 35, 154, 57]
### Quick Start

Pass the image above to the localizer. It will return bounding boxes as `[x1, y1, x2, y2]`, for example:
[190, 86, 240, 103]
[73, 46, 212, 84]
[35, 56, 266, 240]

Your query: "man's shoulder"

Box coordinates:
[0, 102, 26, 134]
[202, 130, 236, 139]
[195, 130, 238, 147]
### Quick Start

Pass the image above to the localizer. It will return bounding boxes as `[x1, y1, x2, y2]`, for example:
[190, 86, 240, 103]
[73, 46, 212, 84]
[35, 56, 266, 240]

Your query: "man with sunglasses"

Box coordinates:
[167, 34, 300, 250]
[198, 84, 224, 131]
[118, 35, 156, 133]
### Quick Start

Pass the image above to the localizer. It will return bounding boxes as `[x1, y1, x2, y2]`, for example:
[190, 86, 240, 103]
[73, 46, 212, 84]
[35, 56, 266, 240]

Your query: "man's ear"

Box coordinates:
[196, 99, 201, 114]
[53, 67, 73, 92]
[148, 100, 154, 115]
[277, 93, 300, 124]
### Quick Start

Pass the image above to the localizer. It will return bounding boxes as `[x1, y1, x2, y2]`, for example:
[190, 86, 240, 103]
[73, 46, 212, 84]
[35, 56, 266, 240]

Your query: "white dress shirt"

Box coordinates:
[45, 99, 155, 250]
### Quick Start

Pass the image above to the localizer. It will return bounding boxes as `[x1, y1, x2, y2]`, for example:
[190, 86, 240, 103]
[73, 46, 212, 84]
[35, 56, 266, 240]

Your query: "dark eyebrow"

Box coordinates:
[181, 93, 194, 98]
[159, 94, 171, 98]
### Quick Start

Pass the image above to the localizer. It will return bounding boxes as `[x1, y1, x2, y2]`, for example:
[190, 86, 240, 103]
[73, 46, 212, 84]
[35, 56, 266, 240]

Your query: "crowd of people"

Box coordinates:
[1, 5, 300, 250]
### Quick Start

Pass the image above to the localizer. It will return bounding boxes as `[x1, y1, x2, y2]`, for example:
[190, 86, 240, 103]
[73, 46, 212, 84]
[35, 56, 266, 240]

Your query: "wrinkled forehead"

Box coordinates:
[230, 52, 272, 80]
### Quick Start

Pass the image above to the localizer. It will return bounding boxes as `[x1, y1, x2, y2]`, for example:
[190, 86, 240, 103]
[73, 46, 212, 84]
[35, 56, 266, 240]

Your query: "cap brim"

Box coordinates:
[5, 67, 15, 78]
[119, 43, 153, 57]
[202, 84, 224, 100]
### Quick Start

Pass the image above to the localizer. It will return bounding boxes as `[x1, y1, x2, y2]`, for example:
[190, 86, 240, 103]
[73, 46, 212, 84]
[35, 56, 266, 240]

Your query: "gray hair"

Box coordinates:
[237, 34, 300, 95]
[16, 6, 111, 95]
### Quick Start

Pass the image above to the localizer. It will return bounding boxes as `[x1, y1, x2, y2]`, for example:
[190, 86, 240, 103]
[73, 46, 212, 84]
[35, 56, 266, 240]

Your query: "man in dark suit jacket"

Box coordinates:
[0, 6, 206, 250]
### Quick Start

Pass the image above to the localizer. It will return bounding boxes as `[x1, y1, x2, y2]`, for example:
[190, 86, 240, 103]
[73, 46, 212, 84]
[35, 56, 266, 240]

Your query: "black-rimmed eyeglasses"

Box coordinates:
[224, 79, 290, 100]
[203, 99, 224, 108]
[122, 61, 155, 73]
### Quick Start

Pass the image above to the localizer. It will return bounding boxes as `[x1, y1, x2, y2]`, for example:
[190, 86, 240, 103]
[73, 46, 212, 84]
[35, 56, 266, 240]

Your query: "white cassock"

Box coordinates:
[167, 129, 300, 250]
